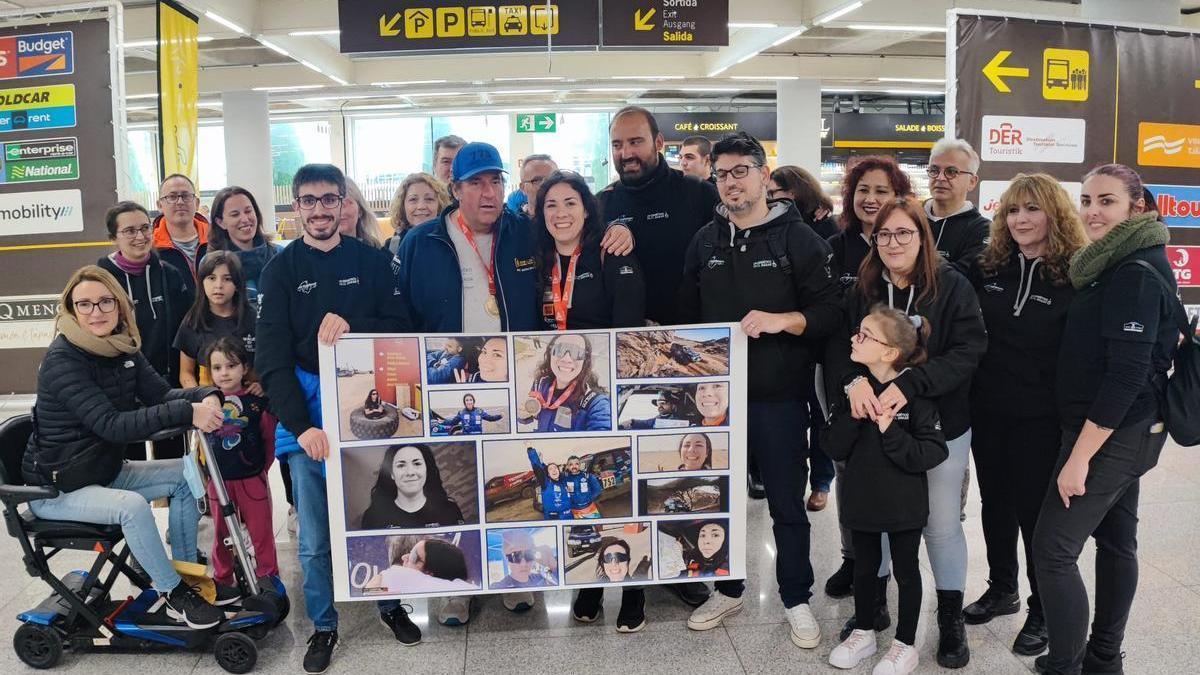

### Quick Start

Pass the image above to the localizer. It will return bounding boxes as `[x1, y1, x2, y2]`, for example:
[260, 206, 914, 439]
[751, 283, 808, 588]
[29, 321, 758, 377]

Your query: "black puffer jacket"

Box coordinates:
[24, 334, 218, 488]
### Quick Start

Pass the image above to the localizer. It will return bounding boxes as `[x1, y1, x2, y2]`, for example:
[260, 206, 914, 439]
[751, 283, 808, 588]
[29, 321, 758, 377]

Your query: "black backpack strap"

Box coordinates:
[765, 226, 792, 275]
[1120, 259, 1196, 343]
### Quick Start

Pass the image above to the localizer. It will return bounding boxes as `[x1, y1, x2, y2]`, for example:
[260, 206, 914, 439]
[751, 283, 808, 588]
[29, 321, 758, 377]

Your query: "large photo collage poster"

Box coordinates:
[319, 324, 747, 601]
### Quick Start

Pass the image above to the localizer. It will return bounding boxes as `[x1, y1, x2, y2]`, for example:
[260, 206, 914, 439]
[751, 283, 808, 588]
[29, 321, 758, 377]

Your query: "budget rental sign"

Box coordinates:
[0, 31, 73, 81]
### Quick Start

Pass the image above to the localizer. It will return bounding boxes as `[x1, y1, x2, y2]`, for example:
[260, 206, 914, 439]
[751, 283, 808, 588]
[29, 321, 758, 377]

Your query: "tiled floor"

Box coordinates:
[1, 440, 1198, 674]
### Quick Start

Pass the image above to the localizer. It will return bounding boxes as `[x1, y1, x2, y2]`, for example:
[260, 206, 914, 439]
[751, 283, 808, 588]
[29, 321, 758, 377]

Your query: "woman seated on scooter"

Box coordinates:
[23, 265, 227, 630]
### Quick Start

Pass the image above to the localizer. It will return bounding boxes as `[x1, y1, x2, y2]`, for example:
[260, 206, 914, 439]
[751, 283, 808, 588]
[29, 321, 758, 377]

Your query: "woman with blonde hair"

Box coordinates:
[385, 172, 451, 254]
[23, 265, 227, 629]
[338, 177, 382, 248]
[964, 174, 1088, 656]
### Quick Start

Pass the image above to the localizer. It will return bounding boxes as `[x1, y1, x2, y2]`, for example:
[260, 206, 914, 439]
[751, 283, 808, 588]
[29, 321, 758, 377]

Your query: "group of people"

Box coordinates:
[21, 104, 1180, 675]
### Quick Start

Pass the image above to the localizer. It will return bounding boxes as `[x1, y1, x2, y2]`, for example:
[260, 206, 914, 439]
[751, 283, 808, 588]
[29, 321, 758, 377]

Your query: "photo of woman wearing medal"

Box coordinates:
[514, 332, 612, 433]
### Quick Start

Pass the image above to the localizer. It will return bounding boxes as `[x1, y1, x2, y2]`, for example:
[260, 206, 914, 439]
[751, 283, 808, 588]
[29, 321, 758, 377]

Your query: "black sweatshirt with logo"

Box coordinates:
[925, 201, 991, 274]
[539, 247, 646, 330]
[678, 201, 843, 401]
[98, 252, 192, 385]
[967, 251, 1075, 420]
[825, 263, 987, 440]
[598, 156, 720, 325]
[827, 225, 872, 292]
[255, 236, 411, 437]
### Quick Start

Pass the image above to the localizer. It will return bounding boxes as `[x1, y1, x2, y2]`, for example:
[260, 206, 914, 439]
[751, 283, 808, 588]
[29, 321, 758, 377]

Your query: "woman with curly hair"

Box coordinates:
[826, 156, 913, 292]
[384, 173, 451, 254]
[963, 174, 1088, 656]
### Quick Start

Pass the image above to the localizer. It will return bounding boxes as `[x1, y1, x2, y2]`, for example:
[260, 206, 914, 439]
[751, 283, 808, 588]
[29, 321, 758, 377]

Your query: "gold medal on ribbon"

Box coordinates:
[485, 294, 500, 317]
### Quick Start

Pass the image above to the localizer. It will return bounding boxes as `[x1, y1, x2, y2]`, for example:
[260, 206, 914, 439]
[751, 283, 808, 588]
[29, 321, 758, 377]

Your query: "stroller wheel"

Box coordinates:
[14, 623, 63, 669]
[214, 632, 257, 674]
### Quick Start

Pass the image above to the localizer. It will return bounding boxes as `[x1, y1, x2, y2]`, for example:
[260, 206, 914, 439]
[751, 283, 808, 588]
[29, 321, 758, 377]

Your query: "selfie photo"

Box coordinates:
[484, 526, 560, 590]
[341, 442, 478, 531]
[562, 522, 653, 586]
[482, 437, 633, 523]
[657, 519, 732, 581]
[425, 335, 509, 384]
[336, 337, 424, 441]
[615, 327, 731, 379]
[514, 332, 612, 433]
[350, 531, 483, 597]
[636, 432, 730, 473]
[617, 381, 731, 430]
[428, 388, 510, 436]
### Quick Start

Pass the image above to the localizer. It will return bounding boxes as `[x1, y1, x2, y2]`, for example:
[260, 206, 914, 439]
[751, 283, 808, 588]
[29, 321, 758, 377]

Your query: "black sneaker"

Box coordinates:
[616, 588, 646, 633]
[165, 582, 223, 629]
[572, 588, 603, 623]
[304, 630, 338, 674]
[747, 474, 766, 499]
[214, 583, 243, 607]
[837, 603, 891, 640]
[1082, 645, 1125, 674]
[1012, 611, 1048, 656]
[380, 604, 422, 646]
[825, 557, 855, 598]
[963, 582, 1020, 625]
[665, 581, 710, 608]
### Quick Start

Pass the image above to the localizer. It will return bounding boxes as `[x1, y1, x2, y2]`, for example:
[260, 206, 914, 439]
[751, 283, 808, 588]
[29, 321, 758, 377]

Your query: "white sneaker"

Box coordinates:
[437, 596, 472, 626]
[686, 592, 743, 631]
[872, 639, 918, 675]
[785, 603, 822, 648]
[829, 629, 877, 669]
[503, 591, 535, 612]
[287, 507, 298, 536]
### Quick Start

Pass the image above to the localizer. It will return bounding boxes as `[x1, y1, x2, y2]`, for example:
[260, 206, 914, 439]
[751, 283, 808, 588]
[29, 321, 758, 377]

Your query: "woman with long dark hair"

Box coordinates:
[677, 433, 713, 471]
[363, 389, 386, 420]
[174, 251, 257, 389]
[680, 521, 731, 578]
[520, 333, 612, 432]
[594, 537, 650, 582]
[769, 165, 837, 237]
[1033, 165, 1177, 675]
[359, 444, 465, 529]
[825, 196, 986, 668]
[533, 170, 645, 330]
[207, 186, 278, 307]
[964, 174, 1089, 656]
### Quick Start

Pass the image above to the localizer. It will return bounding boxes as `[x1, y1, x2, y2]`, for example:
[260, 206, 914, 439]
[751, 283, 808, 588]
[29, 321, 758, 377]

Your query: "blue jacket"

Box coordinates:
[446, 407, 501, 434]
[563, 469, 603, 510]
[527, 447, 572, 518]
[426, 349, 467, 384]
[526, 376, 612, 432]
[396, 204, 541, 332]
[274, 366, 321, 460]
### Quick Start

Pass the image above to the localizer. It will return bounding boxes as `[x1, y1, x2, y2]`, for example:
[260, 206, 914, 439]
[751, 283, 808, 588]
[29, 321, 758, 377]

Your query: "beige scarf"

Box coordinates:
[56, 313, 140, 358]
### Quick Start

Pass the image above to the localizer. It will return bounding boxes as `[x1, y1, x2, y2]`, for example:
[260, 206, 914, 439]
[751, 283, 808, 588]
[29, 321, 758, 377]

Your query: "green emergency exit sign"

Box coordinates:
[516, 113, 556, 133]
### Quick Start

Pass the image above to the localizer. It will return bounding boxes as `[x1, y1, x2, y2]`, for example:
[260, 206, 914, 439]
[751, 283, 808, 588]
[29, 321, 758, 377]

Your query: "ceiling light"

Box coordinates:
[675, 86, 745, 92]
[329, 75, 349, 86]
[372, 79, 448, 86]
[252, 84, 324, 91]
[287, 29, 341, 37]
[493, 76, 565, 82]
[611, 75, 686, 80]
[490, 89, 555, 95]
[122, 36, 214, 48]
[125, 105, 155, 111]
[735, 51, 760, 64]
[580, 86, 645, 92]
[707, 65, 730, 77]
[732, 75, 800, 80]
[204, 10, 246, 35]
[126, 93, 158, 99]
[770, 26, 807, 47]
[877, 77, 946, 83]
[814, 1, 864, 26]
[845, 24, 947, 33]
[404, 92, 469, 97]
[258, 39, 289, 56]
[299, 59, 324, 75]
[728, 22, 778, 29]
[884, 88, 942, 95]
[295, 94, 386, 102]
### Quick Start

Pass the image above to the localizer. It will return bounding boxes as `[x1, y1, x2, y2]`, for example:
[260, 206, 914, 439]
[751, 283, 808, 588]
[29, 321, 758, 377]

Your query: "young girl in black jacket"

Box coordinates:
[824, 305, 948, 674]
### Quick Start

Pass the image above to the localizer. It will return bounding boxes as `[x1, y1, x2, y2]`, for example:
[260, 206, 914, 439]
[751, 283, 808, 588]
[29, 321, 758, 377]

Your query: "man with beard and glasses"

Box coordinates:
[255, 164, 415, 673]
[678, 132, 842, 649]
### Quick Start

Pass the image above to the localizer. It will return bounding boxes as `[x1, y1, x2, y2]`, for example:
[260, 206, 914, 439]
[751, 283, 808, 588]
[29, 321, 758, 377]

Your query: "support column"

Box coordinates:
[1081, 0, 1180, 25]
[776, 79, 822, 173]
[329, 112, 348, 172]
[221, 91, 276, 231]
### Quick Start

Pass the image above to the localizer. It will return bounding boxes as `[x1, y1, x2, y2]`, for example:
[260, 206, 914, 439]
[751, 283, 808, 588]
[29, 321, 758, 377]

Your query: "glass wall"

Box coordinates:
[531, 112, 615, 192]
[124, 128, 159, 205]
[197, 124, 227, 194]
[271, 119, 332, 209]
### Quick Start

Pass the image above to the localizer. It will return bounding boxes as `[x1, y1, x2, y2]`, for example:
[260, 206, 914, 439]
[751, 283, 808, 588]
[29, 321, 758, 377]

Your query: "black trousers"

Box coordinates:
[716, 399, 814, 607]
[971, 413, 1060, 614]
[1033, 423, 1166, 674]
[852, 528, 921, 645]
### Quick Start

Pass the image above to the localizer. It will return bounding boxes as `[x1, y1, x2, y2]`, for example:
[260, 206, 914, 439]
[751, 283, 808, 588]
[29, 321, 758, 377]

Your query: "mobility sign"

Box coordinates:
[0, 83, 75, 133]
[950, 10, 1200, 302]
[0, 137, 79, 184]
[340, 0, 600, 53]
[0, 31, 73, 81]
[600, 0, 729, 47]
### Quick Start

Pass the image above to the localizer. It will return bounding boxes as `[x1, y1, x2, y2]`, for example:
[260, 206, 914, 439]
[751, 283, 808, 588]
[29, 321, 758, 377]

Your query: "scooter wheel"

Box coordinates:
[14, 623, 62, 669]
[275, 593, 291, 625]
[214, 632, 257, 674]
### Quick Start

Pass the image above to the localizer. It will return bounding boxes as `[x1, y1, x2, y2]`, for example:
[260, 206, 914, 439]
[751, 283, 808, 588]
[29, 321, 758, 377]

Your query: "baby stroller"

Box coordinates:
[0, 416, 287, 673]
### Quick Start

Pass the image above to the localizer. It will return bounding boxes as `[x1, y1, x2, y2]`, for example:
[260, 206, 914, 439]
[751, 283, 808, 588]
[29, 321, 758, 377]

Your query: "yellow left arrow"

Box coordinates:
[635, 8, 656, 31]
[379, 13, 401, 37]
[982, 50, 1030, 93]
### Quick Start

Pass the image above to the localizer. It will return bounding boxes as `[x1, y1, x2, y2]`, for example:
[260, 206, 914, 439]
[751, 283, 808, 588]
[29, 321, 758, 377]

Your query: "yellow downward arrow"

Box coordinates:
[635, 8, 656, 31]
[379, 13, 401, 37]
[982, 50, 1030, 93]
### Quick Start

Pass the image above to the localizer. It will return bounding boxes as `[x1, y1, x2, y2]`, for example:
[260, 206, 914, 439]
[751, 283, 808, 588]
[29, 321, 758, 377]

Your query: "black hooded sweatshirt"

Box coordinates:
[825, 263, 987, 440]
[97, 252, 192, 385]
[678, 201, 843, 401]
[598, 155, 719, 325]
[967, 251, 1075, 420]
[925, 200, 991, 273]
[827, 224, 872, 293]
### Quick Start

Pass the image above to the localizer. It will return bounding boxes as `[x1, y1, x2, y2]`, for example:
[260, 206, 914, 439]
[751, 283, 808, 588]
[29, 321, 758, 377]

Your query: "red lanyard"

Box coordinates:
[455, 211, 496, 296]
[551, 247, 581, 331]
[532, 380, 576, 410]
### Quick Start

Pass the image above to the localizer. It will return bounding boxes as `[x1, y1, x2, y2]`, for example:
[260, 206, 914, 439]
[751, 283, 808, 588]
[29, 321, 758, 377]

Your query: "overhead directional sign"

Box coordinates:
[340, 0, 599, 53]
[982, 50, 1029, 93]
[515, 113, 556, 133]
[601, 0, 729, 47]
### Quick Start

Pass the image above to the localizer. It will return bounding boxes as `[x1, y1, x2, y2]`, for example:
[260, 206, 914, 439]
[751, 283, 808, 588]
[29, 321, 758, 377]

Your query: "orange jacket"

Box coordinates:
[152, 212, 210, 292]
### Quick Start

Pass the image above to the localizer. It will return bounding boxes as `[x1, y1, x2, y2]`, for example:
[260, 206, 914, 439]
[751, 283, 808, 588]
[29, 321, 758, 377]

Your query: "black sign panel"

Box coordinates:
[831, 113, 945, 148]
[655, 111, 776, 141]
[339, 0, 600, 53]
[601, 0, 728, 47]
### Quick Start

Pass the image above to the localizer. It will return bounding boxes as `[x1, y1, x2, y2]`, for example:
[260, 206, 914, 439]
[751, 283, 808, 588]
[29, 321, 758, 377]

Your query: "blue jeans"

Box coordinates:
[29, 459, 198, 592]
[288, 451, 397, 632]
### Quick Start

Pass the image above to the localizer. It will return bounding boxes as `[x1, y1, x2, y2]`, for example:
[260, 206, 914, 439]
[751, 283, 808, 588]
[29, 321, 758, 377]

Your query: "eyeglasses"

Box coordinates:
[602, 552, 631, 564]
[871, 229, 917, 246]
[927, 165, 974, 180]
[550, 343, 587, 361]
[116, 225, 151, 239]
[504, 549, 536, 564]
[159, 192, 196, 204]
[74, 297, 118, 315]
[714, 164, 760, 182]
[853, 330, 891, 347]
[521, 175, 548, 188]
[296, 193, 344, 210]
